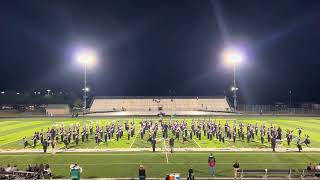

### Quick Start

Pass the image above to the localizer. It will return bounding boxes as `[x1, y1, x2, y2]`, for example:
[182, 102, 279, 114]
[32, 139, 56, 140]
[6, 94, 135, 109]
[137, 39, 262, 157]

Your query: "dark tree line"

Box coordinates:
[0, 91, 90, 107]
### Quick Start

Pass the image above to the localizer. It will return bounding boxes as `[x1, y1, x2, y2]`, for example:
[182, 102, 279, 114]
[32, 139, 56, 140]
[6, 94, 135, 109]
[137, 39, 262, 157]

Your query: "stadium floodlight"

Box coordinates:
[76, 49, 96, 111]
[231, 86, 238, 91]
[82, 87, 90, 92]
[1, 91, 5, 94]
[76, 50, 96, 66]
[223, 48, 244, 66]
[222, 48, 244, 111]
[16, 92, 20, 95]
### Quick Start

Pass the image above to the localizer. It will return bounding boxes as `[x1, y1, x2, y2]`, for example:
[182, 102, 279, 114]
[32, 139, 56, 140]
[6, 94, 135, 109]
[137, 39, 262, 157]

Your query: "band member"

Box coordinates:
[169, 137, 174, 153]
[297, 139, 302, 152]
[152, 137, 156, 152]
[42, 139, 48, 153]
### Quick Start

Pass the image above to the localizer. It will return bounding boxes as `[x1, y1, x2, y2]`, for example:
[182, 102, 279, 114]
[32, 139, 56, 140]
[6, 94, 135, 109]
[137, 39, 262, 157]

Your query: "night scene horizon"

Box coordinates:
[1, 1, 320, 179]
[1, 0, 320, 105]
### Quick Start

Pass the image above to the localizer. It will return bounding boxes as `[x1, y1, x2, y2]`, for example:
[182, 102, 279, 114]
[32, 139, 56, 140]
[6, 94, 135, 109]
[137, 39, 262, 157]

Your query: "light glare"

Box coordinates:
[76, 49, 96, 66]
[223, 49, 244, 65]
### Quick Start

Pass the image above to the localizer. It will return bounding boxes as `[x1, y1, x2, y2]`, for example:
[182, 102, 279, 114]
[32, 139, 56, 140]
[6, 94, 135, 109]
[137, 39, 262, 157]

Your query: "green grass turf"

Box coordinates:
[0, 152, 318, 178]
[0, 116, 319, 149]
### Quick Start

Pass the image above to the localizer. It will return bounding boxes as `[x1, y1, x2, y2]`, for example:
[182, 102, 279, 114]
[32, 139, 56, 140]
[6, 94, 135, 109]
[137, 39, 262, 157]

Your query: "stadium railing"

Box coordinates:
[300, 169, 320, 178]
[237, 169, 295, 179]
[0, 171, 38, 179]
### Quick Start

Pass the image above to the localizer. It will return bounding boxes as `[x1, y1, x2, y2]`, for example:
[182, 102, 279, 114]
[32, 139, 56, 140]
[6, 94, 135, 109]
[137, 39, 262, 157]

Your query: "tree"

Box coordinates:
[73, 98, 83, 109]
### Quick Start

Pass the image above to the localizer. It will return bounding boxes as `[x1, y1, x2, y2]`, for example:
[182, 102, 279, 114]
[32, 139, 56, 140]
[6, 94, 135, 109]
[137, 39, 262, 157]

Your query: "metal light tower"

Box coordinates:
[76, 49, 96, 111]
[232, 64, 238, 110]
[83, 63, 88, 110]
[289, 90, 292, 108]
[223, 48, 243, 111]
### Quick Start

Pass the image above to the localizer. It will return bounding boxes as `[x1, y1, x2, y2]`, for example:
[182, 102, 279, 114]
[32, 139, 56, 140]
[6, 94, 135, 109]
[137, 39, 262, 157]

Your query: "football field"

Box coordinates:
[0, 116, 319, 149]
[0, 116, 319, 178]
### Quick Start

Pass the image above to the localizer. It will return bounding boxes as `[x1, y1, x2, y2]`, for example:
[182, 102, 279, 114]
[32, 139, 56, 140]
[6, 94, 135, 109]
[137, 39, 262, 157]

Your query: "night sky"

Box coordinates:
[1, 0, 320, 104]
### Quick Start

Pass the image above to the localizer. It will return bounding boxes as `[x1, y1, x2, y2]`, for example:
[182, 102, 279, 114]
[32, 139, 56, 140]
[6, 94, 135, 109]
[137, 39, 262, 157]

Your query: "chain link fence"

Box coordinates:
[238, 104, 320, 115]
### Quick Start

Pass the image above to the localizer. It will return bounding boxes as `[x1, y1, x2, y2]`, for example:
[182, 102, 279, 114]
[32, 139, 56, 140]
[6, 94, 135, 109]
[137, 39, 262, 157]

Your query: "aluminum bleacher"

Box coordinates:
[89, 96, 232, 116]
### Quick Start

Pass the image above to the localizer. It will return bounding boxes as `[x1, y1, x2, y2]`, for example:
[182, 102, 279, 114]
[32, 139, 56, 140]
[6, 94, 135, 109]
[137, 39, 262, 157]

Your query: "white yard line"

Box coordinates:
[129, 132, 138, 148]
[163, 140, 169, 164]
[192, 138, 202, 148]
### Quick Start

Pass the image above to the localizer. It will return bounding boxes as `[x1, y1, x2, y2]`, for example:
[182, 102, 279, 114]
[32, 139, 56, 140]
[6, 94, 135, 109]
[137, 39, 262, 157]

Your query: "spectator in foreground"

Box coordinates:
[5, 164, 12, 172]
[208, 153, 216, 177]
[316, 163, 320, 171]
[315, 163, 320, 177]
[307, 162, 313, 171]
[187, 168, 194, 180]
[26, 164, 32, 172]
[138, 165, 146, 180]
[44, 164, 52, 179]
[0, 165, 5, 172]
[70, 164, 82, 180]
[11, 165, 19, 171]
[233, 160, 240, 179]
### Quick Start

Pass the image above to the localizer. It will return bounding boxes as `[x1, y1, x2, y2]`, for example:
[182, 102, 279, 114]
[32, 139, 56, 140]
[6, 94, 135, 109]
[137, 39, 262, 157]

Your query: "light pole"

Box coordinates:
[232, 64, 237, 111]
[223, 48, 243, 111]
[76, 49, 96, 111]
[83, 63, 87, 111]
[289, 90, 292, 108]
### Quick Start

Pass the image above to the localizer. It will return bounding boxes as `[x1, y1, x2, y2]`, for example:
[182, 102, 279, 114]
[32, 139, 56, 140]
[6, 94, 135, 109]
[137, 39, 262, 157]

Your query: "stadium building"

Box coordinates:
[89, 96, 232, 116]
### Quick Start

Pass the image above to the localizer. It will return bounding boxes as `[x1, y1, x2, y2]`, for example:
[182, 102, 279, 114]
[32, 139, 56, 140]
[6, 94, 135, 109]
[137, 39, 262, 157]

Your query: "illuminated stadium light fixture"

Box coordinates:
[231, 87, 238, 91]
[16, 92, 20, 95]
[1, 91, 5, 94]
[76, 48, 96, 111]
[223, 48, 244, 66]
[46, 89, 51, 96]
[82, 87, 90, 92]
[222, 48, 244, 112]
[76, 49, 96, 66]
